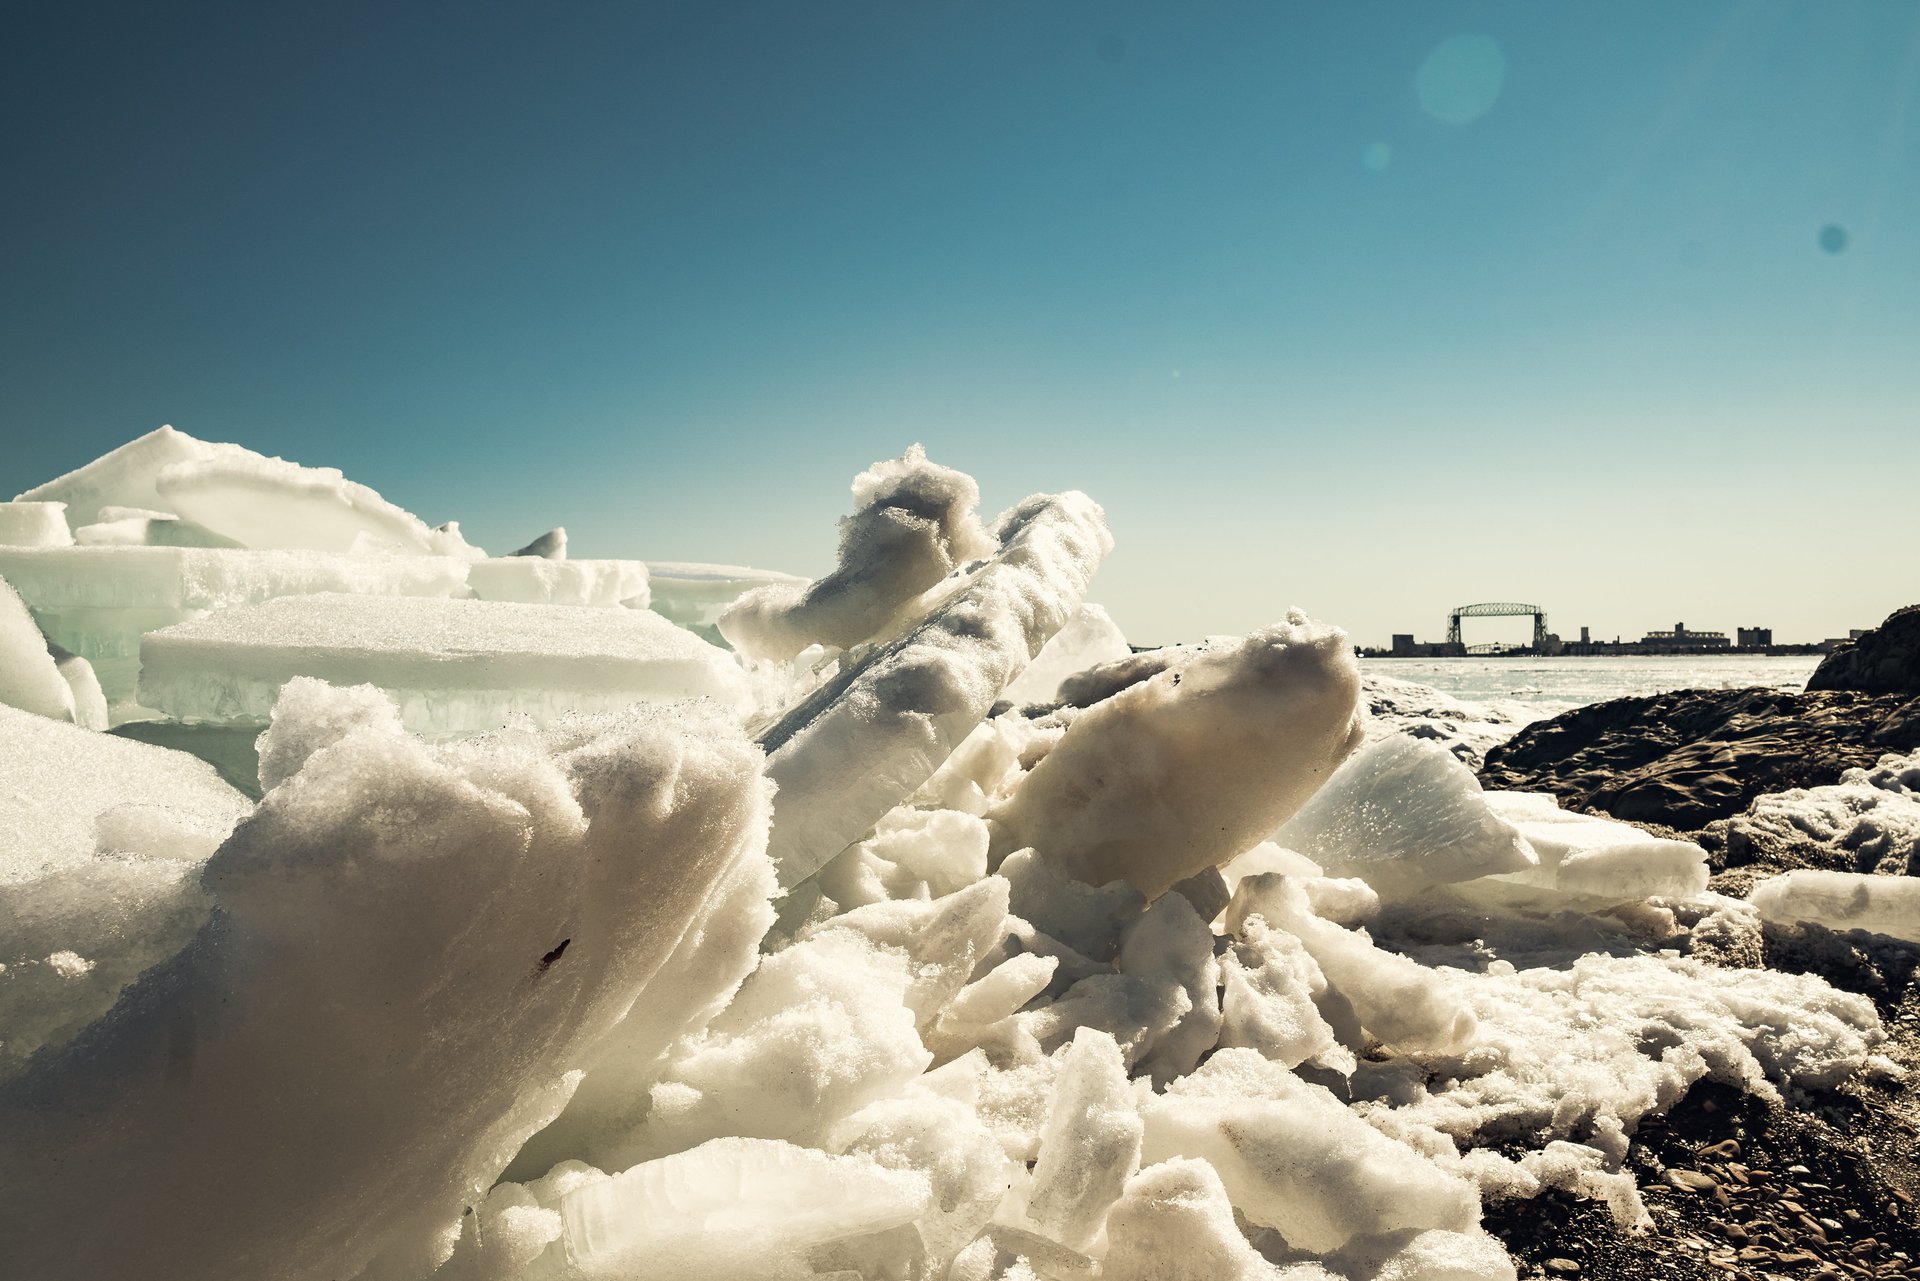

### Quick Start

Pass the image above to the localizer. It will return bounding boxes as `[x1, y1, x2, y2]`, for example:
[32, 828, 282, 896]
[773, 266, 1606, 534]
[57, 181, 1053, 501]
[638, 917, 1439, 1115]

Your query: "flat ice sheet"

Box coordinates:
[139, 592, 750, 732]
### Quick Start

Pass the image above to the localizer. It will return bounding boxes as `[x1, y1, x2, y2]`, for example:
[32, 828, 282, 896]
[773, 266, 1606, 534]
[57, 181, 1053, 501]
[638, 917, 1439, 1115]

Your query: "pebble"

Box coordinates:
[1668, 1170, 1720, 1193]
[1543, 1260, 1581, 1277]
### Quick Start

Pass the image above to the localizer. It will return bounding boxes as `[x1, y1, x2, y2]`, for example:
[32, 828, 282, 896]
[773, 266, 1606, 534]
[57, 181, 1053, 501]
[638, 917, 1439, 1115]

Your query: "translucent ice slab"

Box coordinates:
[646, 561, 807, 642]
[139, 592, 750, 732]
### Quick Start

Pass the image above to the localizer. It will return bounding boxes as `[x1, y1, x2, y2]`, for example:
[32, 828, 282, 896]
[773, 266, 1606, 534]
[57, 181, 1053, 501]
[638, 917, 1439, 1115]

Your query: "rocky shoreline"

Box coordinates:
[1472, 606, 1920, 1281]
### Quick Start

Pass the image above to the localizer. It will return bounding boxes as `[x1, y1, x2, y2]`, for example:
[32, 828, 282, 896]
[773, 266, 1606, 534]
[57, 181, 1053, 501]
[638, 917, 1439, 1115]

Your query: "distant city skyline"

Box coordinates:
[4, 2, 1916, 648]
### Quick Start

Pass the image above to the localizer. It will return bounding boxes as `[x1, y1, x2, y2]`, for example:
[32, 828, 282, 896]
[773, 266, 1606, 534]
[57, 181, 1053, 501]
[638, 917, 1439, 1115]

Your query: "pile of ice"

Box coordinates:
[0, 438, 1905, 1281]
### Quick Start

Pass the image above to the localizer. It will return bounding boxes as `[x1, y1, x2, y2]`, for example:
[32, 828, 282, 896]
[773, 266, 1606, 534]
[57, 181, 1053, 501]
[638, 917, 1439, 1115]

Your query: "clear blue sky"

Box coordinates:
[4, 1, 1916, 646]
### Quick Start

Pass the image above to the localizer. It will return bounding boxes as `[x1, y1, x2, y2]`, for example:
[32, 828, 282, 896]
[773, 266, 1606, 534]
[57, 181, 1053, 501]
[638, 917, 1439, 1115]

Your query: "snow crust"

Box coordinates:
[1727, 747, 1920, 876]
[0, 501, 73, 547]
[0, 433, 1899, 1281]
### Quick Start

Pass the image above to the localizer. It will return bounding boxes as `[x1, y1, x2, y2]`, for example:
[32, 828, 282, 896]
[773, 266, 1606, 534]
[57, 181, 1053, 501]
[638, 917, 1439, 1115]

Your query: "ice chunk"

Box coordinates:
[1140, 1049, 1481, 1253]
[1333, 1229, 1518, 1281]
[1274, 736, 1537, 898]
[621, 928, 931, 1164]
[1001, 603, 1131, 706]
[51, 646, 108, 730]
[0, 857, 211, 1072]
[1116, 891, 1222, 1085]
[1001, 846, 1146, 961]
[994, 612, 1366, 900]
[154, 448, 465, 555]
[0, 703, 250, 885]
[14, 425, 232, 527]
[0, 683, 773, 1281]
[0, 501, 72, 548]
[803, 878, 1013, 1030]
[1102, 1159, 1298, 1281]
[0, 573, 75, 721]
[1482, 793, 1708, 901]
[831, 1092, 1018, 1273]
[1229, 874, 1477, 1056]
[1218, 918, 1341, 1069]
[1749, 869, 1920, 943]
[467, 556, 650, 608]
[557, 1138, 930, 1279]
[721, 445, 996, 661]
[510, 527, 567, 559]
[758, 489, 1111, 887]
[1027, 1028, 1143, 1251]
[139, 592, 750, 732]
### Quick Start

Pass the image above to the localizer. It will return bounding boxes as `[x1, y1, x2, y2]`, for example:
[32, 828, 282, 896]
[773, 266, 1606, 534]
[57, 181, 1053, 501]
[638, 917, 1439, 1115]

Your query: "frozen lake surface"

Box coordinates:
[1361, 654, 1821, 714]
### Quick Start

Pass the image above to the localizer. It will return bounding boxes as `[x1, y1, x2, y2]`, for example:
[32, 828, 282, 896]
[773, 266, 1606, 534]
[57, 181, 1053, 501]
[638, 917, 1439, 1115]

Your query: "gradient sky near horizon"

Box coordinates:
[4, 1, 1917, 647]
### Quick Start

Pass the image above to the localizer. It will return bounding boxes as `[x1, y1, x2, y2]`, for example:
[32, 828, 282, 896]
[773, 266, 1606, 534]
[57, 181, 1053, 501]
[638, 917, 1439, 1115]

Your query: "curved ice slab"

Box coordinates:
[139, 592, 750, 732]
[0, 685, 773, 1281]
[1000, 602, 1131, 707]
[1749, 869, 1920, 944]
[468, 556, 650, 608]
[1274, 734, 1538, 898]
[995, 613, 1367, 900]
[155, 450, 468, 556]
[0, 702, 251, 885]
[756, 491, 1112, 887]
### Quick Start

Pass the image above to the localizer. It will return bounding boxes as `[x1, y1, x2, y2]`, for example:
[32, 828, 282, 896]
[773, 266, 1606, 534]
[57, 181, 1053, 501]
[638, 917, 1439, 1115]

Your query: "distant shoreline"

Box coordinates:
[1357, 644, 1828, 659]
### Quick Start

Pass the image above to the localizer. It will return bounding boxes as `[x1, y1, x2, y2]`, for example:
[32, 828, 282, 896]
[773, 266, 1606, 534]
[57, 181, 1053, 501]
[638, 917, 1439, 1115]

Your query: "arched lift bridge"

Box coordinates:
[1446, 602, 1548, 651]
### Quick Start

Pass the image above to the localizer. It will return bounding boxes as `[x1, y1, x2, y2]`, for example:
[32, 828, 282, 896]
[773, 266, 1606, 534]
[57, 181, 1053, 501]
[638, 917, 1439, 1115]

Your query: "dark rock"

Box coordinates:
[1479, 687, 1920, 831]
[1808, 605, 1920, 696]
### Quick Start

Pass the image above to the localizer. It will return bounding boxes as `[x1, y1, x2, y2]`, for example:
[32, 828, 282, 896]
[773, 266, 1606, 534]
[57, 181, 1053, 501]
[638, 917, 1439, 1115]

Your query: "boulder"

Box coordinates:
[1807, 604, 1920, 696]
[1478, 687, 1920, 831]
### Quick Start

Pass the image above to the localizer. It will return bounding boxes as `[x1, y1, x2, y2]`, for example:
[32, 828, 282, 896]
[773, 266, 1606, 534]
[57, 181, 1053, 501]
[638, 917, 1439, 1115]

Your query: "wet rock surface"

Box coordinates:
[1810, 606, 1920, 698]
[1478, 688, 1920, 831]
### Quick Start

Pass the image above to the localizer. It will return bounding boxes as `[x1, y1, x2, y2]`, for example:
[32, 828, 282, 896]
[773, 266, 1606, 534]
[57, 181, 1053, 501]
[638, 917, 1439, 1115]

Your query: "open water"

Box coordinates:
[1360, 654, 1822, 713]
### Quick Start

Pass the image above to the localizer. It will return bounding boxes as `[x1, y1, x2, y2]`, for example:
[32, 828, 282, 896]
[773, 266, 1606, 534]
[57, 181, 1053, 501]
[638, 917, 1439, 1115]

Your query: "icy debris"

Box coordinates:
[554, 1138, 931, 1281]
[0, 501, 72, 547]
[1230, 873, 1477, 1057]
[0, 681, 773, 1281]
[466, 556, 650, 608]
[1002, 603, 1132, 707]
[0, 572, 77, 721]
[1027, 1028, 1143, 1252]
[1480, 791, 1709, 902]
[139, 592, 749, 732]
[721, 445, 996, 661]
[994, 612, 1366, 901]
[1749, 869, 1920, 944]
[1116, 892, 1222, 1085]
[757, 488, 1111, 887]
[0, 702, 250, 885]
[1727, 748, 1920, 876]
[1276, 735, 1537, 898]
[1002, 847, 1146, 961]
[1217, 918, 1342, 1069]
[1142, 1050, 1483, 1254]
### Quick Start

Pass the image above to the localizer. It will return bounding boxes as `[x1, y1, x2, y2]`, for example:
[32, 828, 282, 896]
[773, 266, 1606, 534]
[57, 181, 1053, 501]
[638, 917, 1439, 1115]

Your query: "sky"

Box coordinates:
[3, 1, 1916, 647]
